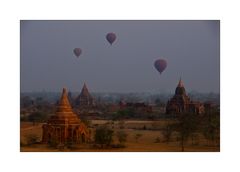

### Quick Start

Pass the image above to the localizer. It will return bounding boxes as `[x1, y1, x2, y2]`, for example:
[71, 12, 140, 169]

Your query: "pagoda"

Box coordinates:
[42, 88, 90, 144]
[166, 78, 205, 114]
[75, 83, 94, 107]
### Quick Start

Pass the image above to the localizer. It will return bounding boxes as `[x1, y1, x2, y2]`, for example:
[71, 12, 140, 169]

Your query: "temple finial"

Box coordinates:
[178, 77, 184, 87]
[62, 87, 68, 96]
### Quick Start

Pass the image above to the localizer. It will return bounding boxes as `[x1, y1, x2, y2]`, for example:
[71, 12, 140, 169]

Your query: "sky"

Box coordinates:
[20, 20, 220, 93]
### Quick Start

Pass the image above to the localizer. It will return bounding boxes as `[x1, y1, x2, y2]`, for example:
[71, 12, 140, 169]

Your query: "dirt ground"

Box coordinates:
[20, 120, 220, 152]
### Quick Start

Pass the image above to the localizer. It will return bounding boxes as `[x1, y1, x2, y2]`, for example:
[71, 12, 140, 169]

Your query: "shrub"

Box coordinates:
[25, 134, 40, 145]
[116, 130, 128, 144]
[28, 111, 48, 125]
[94, 125, 114, 148]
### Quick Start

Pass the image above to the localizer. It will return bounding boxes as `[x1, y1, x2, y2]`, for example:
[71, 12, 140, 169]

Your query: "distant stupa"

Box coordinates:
[42, 88, 90, 144]
[75, 83, 94, 107]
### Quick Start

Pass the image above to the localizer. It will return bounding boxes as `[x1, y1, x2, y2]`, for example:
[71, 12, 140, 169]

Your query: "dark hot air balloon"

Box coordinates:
[154, 59, 167, 74]
[106, 32, 116, 45]
[73, 48, 82, 58]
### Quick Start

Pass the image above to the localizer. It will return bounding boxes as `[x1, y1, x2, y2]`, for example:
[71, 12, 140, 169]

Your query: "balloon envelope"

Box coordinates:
[154, 59, 167, 74]
[106, 32, 116, 45]
[73, 48, 82, 57]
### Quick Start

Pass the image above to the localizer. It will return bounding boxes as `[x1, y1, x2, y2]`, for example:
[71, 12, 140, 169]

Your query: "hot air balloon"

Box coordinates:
[73, 48, 82, 58]
[154, 59, 167, 74]
[106, 32, 116, 45]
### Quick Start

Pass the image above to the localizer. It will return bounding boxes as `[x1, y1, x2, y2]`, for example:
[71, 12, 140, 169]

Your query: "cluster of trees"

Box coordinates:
[113, 108, 136, 120]
[21, 96, 55, 114]
[160, 111, 220, 151]
[21, 111, 49, 125]
[112, 108, 160, 120]
[94, 126, 114, 148]
[94, 125, 128, 148]
[202, 111, 220, 146]
[21, 96, 34, 108]
[155, 98, 166, 107]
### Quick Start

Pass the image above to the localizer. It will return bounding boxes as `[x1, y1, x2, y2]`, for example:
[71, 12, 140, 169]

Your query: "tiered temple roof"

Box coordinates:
[48, 88, 82, 125]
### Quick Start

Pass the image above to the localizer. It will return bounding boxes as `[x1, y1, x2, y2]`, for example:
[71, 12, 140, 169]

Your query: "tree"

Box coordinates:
[116, 130, 128, 145]
[115, 108, 136, 119]
[28, 111, 48, 125]
[162, 122, 173, 144]
[94, 125, 114, 148]
[174, 113, 199, 151]
[155, 98, 165, 107]
[202, 111, 220, 146]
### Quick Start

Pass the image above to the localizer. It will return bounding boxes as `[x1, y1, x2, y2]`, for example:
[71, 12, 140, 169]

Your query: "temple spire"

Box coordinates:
[57, 87, 72, 111]
[178, 77, 184, 87]
[75, 82, 94, 106]
[62, 87, 67, 96]
[81, 82, 90, 97]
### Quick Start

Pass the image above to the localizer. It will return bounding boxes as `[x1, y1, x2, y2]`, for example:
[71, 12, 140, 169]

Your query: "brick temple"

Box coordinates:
[75, 83, 95, 107]
[42, 88, 90, 144]
[166, 78, 205, 114]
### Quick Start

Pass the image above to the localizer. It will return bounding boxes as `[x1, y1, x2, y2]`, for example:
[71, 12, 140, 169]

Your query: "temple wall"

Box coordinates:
[42, 124, 89, 145]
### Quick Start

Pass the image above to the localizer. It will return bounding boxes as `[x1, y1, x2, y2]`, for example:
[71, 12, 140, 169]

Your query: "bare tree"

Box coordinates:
[162, 122, 173, 144]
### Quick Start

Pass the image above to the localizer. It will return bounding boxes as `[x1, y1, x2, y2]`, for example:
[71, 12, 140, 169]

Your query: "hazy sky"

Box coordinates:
[20, 20, 220, 93]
